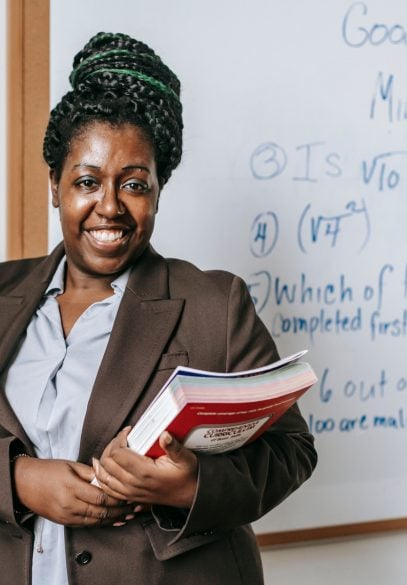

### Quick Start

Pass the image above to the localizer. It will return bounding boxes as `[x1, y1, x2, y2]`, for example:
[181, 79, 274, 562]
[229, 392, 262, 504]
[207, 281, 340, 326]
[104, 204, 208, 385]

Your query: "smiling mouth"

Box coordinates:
[87, 228, 131, 244]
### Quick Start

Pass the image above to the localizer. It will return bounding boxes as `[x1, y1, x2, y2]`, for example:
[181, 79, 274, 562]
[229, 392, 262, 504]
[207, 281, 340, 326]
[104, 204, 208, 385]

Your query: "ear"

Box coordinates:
[50, 170, 59, 208]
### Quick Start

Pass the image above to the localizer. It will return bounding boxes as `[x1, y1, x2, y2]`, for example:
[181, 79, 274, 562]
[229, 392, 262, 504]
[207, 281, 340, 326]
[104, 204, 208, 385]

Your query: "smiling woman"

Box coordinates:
[0, 31, 316, 585]
[50, 123, 160, 279]
[50, 122, 161, 336]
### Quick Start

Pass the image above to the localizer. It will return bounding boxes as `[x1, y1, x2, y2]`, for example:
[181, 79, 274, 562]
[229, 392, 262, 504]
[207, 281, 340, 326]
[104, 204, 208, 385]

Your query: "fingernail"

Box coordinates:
[125, 514, 135, 521]
[113, 522, 126, 527]
[162, 431, 172, 445]
[134, 505, 143, 513]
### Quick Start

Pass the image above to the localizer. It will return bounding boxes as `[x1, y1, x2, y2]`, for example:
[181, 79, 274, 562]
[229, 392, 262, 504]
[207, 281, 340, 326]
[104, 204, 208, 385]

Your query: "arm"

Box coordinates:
[167, 275, 317, 539]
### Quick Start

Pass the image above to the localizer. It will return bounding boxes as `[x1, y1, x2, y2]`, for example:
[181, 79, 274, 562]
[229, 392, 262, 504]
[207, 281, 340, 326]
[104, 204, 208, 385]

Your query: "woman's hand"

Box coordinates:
[13, 456, 136, 527]
[93, 428, 198, 509]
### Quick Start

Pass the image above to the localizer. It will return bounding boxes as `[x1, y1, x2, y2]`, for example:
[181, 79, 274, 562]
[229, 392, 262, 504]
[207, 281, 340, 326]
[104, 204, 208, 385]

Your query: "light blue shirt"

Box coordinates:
[4, 258, 130, 585]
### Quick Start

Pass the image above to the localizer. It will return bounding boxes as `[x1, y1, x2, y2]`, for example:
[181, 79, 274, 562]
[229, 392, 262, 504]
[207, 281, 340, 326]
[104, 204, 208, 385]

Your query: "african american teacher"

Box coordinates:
[0, 32, 317, 585]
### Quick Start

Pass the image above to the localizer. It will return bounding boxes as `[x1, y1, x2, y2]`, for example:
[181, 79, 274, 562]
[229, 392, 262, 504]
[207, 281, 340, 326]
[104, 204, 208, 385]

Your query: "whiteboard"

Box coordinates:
[50, 0, 407, 535]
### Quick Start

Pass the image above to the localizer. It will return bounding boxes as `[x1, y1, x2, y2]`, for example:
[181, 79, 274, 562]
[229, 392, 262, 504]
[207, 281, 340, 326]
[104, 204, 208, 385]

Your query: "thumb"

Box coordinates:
[159, 431, 185, 463]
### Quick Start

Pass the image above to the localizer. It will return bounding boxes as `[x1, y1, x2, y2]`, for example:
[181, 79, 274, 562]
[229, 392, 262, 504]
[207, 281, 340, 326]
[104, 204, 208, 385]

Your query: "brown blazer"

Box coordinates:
[0, 244, 317, 585]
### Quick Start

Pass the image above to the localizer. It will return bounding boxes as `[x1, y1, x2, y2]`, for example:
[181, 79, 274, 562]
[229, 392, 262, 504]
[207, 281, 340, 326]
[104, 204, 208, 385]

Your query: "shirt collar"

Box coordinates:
[45, 257, 131, 299]
[110, 267, 131, 298]
[45, 257, 66, 296]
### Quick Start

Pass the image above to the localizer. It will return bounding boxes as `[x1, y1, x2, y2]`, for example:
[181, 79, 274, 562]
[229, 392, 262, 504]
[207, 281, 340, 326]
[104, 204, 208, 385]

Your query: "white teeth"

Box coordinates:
[89, 229, 124, 242]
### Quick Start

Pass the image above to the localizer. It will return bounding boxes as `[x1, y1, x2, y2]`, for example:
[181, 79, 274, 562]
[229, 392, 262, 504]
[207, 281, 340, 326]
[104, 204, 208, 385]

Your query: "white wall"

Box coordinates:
[0, 0, 6, 261]
[261, 531, 407, 585]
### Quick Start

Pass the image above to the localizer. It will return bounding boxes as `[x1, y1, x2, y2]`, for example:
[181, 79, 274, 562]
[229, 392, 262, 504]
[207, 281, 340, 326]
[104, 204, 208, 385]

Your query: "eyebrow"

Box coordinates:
[72, 163, 100, 170]
[71, 163, 150, 173]
[122, 165, 150, 173]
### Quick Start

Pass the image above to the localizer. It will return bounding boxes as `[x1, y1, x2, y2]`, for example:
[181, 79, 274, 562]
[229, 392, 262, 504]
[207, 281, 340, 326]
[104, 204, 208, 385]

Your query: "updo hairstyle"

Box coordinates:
[43, 32, 183, 185]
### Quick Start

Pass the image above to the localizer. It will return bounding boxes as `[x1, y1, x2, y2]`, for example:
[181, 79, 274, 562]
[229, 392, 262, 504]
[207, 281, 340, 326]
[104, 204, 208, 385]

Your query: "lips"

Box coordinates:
[84, 226, 133, 246]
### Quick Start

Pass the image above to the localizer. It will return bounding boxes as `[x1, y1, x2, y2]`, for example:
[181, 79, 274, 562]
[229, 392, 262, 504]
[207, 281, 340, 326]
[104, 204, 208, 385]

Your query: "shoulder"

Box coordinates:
[164, 257, 247, 301]
[162, 255, 278, 370]
[0, 256, 46, 294]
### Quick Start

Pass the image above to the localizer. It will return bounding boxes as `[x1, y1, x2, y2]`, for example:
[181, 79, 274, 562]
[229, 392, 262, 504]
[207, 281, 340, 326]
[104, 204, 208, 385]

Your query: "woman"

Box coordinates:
[0, 32, 317, 585]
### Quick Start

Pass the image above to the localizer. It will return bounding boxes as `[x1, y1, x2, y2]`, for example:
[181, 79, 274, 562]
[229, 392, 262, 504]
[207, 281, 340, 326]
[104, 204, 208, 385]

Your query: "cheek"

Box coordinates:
[59, 195, 93, 224]
[59, 198, 89, 239]
[130, 200, 158, 228]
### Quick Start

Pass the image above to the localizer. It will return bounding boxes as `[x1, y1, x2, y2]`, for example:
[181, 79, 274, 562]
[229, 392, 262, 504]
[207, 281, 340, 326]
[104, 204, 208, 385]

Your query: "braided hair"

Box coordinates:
[43, 32, 183, 185]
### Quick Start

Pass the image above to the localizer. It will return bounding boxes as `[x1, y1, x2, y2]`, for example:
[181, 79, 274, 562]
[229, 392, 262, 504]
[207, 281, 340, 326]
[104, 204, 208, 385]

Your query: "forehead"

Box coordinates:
[66, 121, 155, 167]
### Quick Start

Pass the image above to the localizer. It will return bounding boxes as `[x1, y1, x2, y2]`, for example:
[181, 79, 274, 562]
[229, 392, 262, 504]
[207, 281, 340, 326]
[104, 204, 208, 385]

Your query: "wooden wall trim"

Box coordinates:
[257, 517, 407, 548]
[7, 0, 49, 260]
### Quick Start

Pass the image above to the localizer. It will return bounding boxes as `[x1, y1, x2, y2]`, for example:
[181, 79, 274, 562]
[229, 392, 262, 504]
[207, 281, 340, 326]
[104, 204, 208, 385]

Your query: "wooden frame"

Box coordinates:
[6, 0, 49, 259]
[257, 517, 407, 547]
[5, 0, 407, 546]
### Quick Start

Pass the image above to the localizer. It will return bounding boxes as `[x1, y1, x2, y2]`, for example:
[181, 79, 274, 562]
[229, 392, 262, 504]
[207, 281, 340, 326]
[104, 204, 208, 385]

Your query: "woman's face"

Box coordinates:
[51, 121, 160, 279]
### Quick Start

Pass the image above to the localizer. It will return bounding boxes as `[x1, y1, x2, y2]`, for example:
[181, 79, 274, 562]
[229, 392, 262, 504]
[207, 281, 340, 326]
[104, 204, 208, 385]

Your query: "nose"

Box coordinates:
[95, 183, 125, 218]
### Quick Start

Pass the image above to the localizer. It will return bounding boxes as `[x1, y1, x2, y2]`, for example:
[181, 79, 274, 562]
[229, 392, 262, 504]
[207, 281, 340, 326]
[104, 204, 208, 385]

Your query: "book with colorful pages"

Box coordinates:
[127, 350, 317, 458]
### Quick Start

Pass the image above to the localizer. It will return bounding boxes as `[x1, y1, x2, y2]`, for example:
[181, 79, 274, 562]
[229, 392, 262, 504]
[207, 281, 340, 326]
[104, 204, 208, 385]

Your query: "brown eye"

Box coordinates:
[122, 180, 148, 193]
[75, 176, 98, 189]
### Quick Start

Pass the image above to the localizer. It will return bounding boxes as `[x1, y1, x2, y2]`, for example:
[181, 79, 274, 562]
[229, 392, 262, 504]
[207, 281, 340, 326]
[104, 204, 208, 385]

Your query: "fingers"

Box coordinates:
[14, 457, 141, 528]
[73, 468, 123, 508]
[101, 426, 132, 459]
[117, 426, 132, 446]
[158, 432, 198, 471]
[96, 436, 152, 500]
[73, 461, 97, 483]
[93, 435, 198, 508]
[159, 431, 183, 463]
[72, 480, 140, 528]
[78, 501, 136, 528]
[71, 506, 135, 528]
[92, 428, 197, 509]
[93, 457, 141, 501]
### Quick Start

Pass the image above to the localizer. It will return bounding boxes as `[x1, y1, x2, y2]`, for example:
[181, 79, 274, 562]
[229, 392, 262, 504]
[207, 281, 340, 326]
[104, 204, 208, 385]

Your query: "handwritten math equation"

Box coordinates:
[246, 263, 407, 343]
[247, 0, 407, 257]
[249, 140, 407, 256]
[307, 363, 407, 435]
[250, 201, 370, 257]
[244, 0, 407, 356]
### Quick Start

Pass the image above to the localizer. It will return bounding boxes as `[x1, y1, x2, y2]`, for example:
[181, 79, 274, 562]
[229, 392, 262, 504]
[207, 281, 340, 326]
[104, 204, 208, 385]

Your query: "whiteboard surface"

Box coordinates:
[50, 0, 407, 533]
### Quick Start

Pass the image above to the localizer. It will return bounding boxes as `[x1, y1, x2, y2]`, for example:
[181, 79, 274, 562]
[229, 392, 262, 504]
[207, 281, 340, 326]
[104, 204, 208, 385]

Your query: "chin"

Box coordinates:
[85, 247, 148, 276]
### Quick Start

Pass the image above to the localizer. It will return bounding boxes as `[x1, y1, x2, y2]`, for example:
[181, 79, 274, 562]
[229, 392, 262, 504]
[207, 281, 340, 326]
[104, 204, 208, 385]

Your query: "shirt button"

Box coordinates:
[75, 551, 92, 565]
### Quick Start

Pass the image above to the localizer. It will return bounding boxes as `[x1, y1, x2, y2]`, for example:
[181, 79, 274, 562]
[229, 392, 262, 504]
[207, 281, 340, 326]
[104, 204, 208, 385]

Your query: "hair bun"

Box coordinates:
[69, 31, 180, 103]
[44, 32, 183, 185]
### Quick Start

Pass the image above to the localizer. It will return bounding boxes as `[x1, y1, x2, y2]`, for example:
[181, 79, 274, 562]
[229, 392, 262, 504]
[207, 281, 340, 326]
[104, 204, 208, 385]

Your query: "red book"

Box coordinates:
[127, 350, 317, 458]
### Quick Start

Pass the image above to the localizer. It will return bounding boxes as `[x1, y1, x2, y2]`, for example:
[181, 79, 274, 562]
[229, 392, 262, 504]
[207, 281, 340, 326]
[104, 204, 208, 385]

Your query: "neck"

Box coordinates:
[64, 262, 119, 294]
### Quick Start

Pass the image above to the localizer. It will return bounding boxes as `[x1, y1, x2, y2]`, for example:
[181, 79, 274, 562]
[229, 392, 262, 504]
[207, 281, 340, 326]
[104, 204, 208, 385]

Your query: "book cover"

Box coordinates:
[127, 351, 317, 458]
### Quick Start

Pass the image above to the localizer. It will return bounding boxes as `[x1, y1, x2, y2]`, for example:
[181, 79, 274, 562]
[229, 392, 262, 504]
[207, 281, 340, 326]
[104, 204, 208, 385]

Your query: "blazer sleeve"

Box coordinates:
[0, 436, 31, 528]
[155, 275, 317, 542]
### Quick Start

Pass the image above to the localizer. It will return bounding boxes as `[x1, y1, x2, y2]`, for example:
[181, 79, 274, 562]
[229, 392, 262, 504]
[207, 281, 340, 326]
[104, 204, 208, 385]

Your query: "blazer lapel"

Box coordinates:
[79, 248, 185, 463]
[0, 244, 65, 445]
